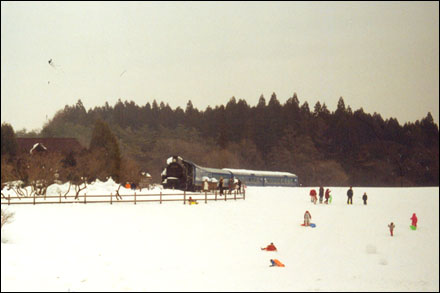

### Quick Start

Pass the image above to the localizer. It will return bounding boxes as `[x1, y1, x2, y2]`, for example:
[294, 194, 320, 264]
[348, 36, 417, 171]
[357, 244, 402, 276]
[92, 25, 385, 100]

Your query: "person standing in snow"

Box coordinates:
[228, 177, 234, 194]
[324, 188, 331, 204]
[304, 210, 312, 226]
[237, 179, 242, 194]
[219, 177, 224, 196]
[410, 213, 418, 227]
[388, 222, 395, 236]
[319, 186, 324, 204]
[347, 186, 354, 205]
[362, 192, 368, 205]
[203, 179, 209, 193]
[310, 189, 317, 204]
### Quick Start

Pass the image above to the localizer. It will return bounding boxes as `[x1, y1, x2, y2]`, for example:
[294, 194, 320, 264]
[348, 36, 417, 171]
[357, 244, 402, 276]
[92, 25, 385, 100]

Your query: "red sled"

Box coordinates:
[300, 223, 316, 228]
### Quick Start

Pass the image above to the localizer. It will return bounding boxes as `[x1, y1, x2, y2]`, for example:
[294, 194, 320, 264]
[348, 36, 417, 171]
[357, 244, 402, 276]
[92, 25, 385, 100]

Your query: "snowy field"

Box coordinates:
[1, 182, 439, 292]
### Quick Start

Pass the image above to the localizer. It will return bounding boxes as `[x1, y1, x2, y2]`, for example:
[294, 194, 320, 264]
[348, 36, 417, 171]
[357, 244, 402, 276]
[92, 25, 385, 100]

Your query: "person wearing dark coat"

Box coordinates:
[219, 178, 224, 196]
[362, 192, 368, 205]
[319, 186, 324, 204]
[237, 179, 242, 194]
[347, 187, 354, 205]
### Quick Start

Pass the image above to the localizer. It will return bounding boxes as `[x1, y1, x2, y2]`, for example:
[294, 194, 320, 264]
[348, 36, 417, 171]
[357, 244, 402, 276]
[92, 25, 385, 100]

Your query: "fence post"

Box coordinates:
[110, 193, 112, 205]
[160, 192, 162, 204]
[205, 191, 207, 204]
[8, 193, 10, 205]
[243, 188, 246, 200]
[134, 192, 136, 205]
[184, 191, 186, 205]
[59, 192, 61, 203]
[225, 191, 227, 201]
[215, 190, 217, 201]
[84, 193, 87, 204]
[234, 190, 236, 200]
[33, 192, 36, 205]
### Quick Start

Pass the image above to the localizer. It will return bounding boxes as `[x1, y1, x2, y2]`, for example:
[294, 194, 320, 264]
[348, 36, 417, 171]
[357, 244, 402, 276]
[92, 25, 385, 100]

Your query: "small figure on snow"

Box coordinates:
[310, 189, 317, 204]
[304, 210, 312, 226]
[410, 213, 418, 228]
[388, 222, 395, 237]
[324, 188, 331, 204]
[269, 259, 285, 267]
[261, 242, 277, 251]
[188, 196, 198, 205]
[362, 192, 368, 205]
[203, 179, 209, 193]
[228, 177, 234, 194]
[347, 186, 354, 205]
[218, 177, 224, 196]
[319, 186, 324, 204]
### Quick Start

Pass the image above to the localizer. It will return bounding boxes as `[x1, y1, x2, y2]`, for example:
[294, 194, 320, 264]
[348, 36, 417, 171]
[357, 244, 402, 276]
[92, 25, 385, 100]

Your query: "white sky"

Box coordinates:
[1, 1, 439, 131]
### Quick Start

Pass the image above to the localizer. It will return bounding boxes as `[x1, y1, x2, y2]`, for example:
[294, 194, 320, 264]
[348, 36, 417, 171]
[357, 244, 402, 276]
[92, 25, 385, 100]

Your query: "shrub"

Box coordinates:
[1, 208, 15, 229]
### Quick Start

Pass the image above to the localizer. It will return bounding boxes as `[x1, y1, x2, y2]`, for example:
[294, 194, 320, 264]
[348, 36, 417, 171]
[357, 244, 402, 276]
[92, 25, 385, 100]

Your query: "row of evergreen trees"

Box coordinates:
[12, 93, 440, 186]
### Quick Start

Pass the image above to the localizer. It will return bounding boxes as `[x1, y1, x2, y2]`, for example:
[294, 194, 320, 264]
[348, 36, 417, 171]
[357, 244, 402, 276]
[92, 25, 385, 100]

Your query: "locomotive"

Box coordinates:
[161, 156, 299, 191]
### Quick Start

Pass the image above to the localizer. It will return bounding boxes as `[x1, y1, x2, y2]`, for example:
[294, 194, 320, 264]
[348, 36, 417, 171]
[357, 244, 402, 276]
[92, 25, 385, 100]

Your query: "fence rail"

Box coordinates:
[1, 189, 246, 206]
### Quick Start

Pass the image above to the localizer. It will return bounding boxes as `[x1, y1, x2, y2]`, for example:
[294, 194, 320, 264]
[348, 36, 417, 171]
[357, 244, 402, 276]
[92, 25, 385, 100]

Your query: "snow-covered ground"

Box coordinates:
[1, 182, 439, 292]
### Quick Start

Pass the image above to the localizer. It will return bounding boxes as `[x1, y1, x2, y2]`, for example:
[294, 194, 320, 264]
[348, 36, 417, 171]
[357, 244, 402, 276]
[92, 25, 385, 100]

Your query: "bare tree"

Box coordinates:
[115, 156, 142, 199]
[26, 152, 63, 196]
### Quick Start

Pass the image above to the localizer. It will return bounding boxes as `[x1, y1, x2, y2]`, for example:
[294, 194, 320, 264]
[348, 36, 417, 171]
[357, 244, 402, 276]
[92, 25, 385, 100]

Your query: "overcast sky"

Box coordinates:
[1, 1, 439, 131]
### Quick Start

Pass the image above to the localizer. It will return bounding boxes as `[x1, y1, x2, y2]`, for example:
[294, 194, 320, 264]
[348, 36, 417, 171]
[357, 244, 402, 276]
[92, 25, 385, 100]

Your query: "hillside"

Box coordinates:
[28, 96, 439, 187]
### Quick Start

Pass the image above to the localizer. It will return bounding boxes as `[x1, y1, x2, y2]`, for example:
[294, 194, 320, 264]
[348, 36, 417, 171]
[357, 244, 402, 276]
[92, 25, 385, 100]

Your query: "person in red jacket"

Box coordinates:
[261, 242, 277, 251]
[388, 222, 395, 236]
[410, 213, 418, 227]
[309, 189, 317, 204]
[324, 188, 331, 204]
[304, 211, 312, 226]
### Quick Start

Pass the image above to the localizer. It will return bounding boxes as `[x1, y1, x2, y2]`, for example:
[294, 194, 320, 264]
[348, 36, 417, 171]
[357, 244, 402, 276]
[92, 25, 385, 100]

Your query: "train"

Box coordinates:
[161, 155, 299, 191]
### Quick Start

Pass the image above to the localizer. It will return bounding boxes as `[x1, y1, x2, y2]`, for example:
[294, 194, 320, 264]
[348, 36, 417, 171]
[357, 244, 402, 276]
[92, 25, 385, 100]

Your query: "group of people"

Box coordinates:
[309, 186, 332, 204]
[387, 213, 418, 237]
[308, 186, 419, 237]
[206, 177, 243, 196]
[261, 242, 285, 267]
[346, 186, 368, 205]
[261, 211, 418, 269]
[309, 186, 369, 205]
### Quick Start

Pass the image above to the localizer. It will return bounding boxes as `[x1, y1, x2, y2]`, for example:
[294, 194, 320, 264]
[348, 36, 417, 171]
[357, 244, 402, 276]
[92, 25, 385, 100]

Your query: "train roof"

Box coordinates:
[195, 165, 232, 176]
[167, 156, 297, 178]
[181, 158, 232, 176]
[223, 168, 297, 177]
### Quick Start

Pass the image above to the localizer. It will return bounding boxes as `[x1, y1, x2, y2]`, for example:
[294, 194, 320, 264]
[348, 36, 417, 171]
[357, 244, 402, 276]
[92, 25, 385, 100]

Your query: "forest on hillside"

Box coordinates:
[12, 93, 440, 186]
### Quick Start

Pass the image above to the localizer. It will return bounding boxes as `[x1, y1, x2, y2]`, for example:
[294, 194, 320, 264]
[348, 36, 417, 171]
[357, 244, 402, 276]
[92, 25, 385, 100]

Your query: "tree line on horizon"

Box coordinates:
[4, 92, 439, 187]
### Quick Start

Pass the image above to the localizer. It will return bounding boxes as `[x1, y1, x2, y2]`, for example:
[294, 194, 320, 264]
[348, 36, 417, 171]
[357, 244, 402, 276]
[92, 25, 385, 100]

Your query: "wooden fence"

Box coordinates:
[1, 189, 245, 205]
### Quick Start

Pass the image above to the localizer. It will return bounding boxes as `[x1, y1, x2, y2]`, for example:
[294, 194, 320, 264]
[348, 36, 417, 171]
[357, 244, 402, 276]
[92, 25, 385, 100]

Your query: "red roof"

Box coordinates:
[16, 138, 84, 155]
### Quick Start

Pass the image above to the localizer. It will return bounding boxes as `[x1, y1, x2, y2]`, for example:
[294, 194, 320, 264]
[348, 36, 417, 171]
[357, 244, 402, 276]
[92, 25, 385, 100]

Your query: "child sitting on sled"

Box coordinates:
[261, 242, 277, 251]
[188, 196, 198, 205]
[269, 259, 285, 267]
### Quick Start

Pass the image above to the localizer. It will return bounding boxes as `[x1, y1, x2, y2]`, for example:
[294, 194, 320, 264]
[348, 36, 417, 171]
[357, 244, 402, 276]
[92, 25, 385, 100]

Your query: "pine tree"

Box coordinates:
[1, 123, 18, 158]
[89, 119, 121, 182]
